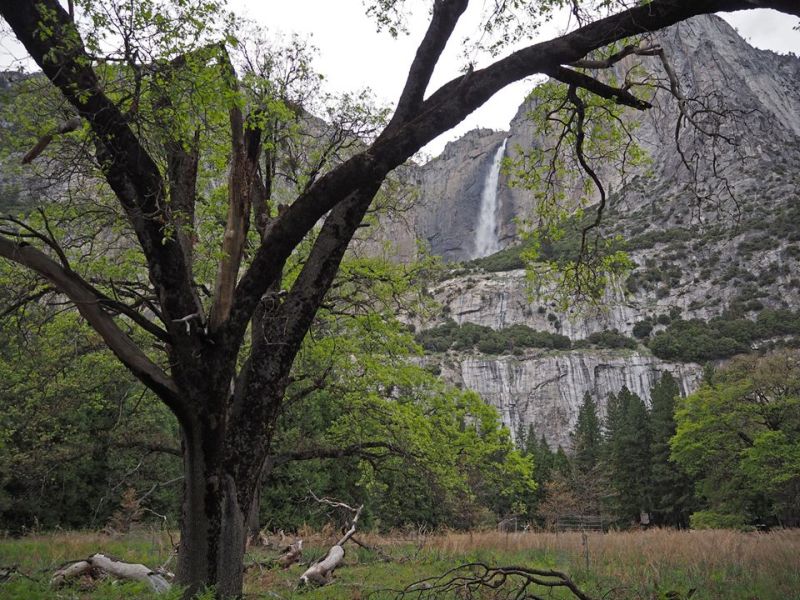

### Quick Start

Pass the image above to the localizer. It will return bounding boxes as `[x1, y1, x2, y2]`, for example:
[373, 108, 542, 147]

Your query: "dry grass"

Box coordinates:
[1, 528, 799, 599]
[413, 528, 800, 598]
[426, 527, 800, 571]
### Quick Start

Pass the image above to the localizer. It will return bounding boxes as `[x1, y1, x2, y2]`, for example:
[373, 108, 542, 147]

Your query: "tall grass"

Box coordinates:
[1, 528, 798, 599]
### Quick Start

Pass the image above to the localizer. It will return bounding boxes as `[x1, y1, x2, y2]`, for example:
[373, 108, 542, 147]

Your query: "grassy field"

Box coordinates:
[0, 528, 798, 599]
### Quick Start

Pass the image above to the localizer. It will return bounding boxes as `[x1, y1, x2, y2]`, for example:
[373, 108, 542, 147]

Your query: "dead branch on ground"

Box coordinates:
[388, 562, 596, 600]
[50, 553, 171, 593]
[299, 493, 364, 586]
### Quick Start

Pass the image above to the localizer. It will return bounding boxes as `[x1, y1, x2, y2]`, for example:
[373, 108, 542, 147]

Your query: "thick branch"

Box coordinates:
[391, 0, 469, 124]
[264, 180, 382, 370]
[209, 52, 261, 329]
[546, 66, 651, 110]
[0, 235, 181, 414]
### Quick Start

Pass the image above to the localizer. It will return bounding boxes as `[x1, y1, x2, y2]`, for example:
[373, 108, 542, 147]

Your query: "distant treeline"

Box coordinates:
[646, 309, 800, 362]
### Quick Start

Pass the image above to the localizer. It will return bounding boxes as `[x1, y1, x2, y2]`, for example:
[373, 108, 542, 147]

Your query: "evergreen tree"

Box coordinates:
[572, 392, 602, 475]
[553, 445, 572, 479]
[516, 424, 554, 518]
[604, 386, 653, 524]
[536, 434, 555, 483]
[649, 372, 696, 527]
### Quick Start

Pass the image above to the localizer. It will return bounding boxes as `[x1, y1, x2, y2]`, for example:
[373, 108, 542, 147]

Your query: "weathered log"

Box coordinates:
[50, 553, 171, 593]
[299, 498, 363, 586]
[51, 560, 94, 586]
[299, 545, 344, 585]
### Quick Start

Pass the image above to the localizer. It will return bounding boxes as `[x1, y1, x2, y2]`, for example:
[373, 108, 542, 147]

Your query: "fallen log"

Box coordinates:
[299, 544, 344, 585]
[51, 553, 171, 593]
[299, 496, 363, 586]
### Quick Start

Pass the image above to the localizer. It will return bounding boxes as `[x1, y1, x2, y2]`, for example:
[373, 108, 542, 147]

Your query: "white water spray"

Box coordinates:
[473, 138, 508, 259]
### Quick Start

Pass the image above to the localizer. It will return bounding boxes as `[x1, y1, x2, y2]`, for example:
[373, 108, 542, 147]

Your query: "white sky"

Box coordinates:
[2, 2, 798, 158]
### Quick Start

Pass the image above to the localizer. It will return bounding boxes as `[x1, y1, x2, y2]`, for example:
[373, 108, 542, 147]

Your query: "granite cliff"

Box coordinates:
[401, 15, 800, 448]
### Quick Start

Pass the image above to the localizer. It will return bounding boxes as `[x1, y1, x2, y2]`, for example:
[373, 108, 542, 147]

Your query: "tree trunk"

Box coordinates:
[176, 426, 253, 599]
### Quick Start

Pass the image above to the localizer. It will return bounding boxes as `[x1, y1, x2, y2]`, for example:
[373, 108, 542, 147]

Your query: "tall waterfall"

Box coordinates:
[473, 138, 508, 259]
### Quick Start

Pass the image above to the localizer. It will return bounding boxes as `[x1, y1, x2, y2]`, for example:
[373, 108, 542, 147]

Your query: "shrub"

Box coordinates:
[648, 309, 800, 363]
[415, 321, 572, 354]
[690, 511, 750, 531]
[632, 320, 653, 339]
[586, 329, 637, 349]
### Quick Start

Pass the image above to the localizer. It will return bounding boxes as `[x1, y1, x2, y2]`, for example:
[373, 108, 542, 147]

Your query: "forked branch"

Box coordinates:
[547, 66, 651, 110]
[391, 0, 469, 124]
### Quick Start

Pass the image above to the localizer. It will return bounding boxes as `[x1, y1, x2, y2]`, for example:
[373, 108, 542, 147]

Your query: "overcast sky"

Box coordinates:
[3, 2, 798, 158]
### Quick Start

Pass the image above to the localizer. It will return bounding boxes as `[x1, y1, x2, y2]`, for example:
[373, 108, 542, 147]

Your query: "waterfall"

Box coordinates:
[473, 138, 508, 259]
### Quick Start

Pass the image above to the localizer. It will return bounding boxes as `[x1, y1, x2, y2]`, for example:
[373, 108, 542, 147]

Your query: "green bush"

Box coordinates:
[690, 511, 750, 531]
[632, 320, 653, 339]
[648, 309, 800, 363]
[586, 329, 638, 349]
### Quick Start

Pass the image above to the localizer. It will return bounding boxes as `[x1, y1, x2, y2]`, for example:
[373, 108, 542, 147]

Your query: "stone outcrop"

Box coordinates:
[411, 129, 508, 261]
[402, 15, 800, 446]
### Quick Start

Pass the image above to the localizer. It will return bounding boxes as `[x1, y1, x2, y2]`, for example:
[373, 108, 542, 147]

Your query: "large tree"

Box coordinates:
[1, 0, 799, 596]
[672, 350, 800, 528]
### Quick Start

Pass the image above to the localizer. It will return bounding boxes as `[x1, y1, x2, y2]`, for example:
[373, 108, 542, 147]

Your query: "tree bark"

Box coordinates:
[176, 422, 254, 598]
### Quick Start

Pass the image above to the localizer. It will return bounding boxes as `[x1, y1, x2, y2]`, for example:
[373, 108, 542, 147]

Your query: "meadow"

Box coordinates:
[1, 528, 798, 599]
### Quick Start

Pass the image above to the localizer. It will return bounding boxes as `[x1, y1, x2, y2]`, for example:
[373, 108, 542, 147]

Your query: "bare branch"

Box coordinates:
[566, 84, 607, 256]
[0, 286, 53, 318]
[21, 116, 82, 164]
[208, 47, 262, 331]
[569, 43, 661, 69]
[391, 562, 596, 600]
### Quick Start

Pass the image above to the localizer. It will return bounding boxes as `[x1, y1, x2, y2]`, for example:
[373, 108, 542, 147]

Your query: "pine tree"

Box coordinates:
[553, 445, 572, 479]
[572, 392, 603, 475]
[604, 386, 653, 524]
[516, 424, 555, 520]
[649, 372, 696, 526]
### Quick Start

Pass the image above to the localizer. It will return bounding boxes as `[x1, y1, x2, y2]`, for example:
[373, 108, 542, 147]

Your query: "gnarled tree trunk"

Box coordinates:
[175, 416, 262, 598]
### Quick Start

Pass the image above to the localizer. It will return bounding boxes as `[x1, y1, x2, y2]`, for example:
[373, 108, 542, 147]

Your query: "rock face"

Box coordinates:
[412, 129, 509, 261]
[426, 269, 638, 339]
[442, 351, 701, 449]
[401, 15, 800, 447]
[410, 15, 800, 263]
